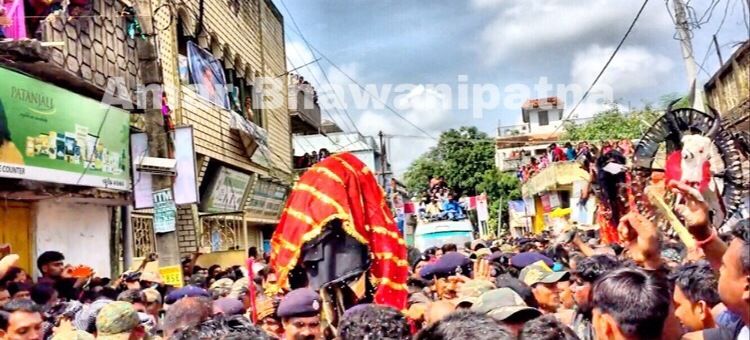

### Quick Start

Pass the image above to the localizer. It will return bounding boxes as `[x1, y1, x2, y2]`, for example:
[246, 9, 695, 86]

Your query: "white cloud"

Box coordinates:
[473, 0, 672, 65]
[355, 84, 455, 176]
[570, 44, 674, 103]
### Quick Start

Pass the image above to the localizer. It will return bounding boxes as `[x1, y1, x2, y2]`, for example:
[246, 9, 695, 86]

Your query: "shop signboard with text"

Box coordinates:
[247, 178, 288, 220]
[200, 165, 253, 213]
[0, 67, 130, 190]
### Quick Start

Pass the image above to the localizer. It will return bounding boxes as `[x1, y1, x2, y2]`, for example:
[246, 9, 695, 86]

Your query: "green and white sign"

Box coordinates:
[153, 189, 177, 233]
[0, 67, 131, 190]
[201, 166, 252, 213]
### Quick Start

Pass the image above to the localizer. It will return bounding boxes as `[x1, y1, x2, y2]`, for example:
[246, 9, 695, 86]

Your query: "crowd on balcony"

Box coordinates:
[289, 73, 319, 107]
[293, 148, 332, 169]
[0, 0, 95, 41]
[516, 139, 634, 183]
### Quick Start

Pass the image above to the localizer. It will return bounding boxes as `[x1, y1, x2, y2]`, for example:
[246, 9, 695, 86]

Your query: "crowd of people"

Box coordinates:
[0, 179, 747, 339]
[515, 140, 634, 183]
[1, 146, 748, 340]
[294, 148, 332, 169]
[416, 176, 467, 222]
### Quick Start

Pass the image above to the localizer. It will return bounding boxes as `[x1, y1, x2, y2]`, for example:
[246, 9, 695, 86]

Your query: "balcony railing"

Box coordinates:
[500, 158, 523, 172]
[289, 84, 322, 134]
[497, 124, 530, 137]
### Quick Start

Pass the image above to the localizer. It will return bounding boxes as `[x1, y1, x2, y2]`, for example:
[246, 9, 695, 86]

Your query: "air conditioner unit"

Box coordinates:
[136, 156, 177, 176]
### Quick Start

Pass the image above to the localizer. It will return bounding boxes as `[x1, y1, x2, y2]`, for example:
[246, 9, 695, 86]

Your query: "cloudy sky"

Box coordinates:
[281, 0, 750, 176]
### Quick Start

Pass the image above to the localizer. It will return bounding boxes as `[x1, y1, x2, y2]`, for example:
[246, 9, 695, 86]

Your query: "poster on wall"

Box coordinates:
[187, 41, 229, 109]
[131, 126, 199, 209]
[200, 165, 253, 213]
[153, 189, 177, 233]
[0, 67, 130, 190]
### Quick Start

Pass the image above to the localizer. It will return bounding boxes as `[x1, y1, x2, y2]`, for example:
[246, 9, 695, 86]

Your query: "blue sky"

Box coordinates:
[279, 0, 750, 175]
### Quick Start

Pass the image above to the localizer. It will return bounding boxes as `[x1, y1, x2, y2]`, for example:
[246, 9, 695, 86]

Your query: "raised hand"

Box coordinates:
[618, 212, 662, 269]
[669, 180, 711, 239]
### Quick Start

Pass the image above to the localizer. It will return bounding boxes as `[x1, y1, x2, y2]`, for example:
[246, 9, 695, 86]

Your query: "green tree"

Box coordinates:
[562, 104, 659, 141]
[477, 169, 522, 235]
[404, 126, 495, 197]
[404, 127, 523, 235]
[402, 155, 441, 195]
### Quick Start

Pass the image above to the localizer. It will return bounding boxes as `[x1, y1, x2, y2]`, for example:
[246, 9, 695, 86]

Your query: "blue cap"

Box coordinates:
[510, 252, 554, 269]
[165, 285, 210, 304]
[213, 297, 246, 316]
[419, 252, 472, 279]
[277, 288, 322, 318]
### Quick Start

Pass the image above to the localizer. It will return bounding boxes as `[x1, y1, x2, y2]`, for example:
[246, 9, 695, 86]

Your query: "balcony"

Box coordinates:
[499, 157, 523, 172]
[289, 83, 322, 135]
[0, 0, 139, 103]
[497, 123, 530, 137]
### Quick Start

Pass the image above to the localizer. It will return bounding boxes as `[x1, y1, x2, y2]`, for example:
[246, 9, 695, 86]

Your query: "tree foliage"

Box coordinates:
[403, 127, 523, 233]
[404, 126, 496, 197]
[561, 104, 660, 141]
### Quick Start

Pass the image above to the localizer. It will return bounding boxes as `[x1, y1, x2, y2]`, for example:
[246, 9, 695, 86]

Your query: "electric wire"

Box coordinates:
[548, 0, 650, 138]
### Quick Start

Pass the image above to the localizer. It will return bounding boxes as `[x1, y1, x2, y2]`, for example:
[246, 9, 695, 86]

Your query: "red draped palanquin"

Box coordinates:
[270, 153, 409, 311]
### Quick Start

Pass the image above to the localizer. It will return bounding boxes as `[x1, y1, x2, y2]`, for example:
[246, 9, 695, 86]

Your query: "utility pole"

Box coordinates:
[134, 0, 180, 266]
[672, 0, 705, 111]
[378, 131, 387, 188]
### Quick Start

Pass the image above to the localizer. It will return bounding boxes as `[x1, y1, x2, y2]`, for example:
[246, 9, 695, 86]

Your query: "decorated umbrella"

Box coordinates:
[632, 101, 746, 231]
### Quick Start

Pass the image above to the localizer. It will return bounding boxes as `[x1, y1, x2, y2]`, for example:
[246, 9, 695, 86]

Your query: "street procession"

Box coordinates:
[0, 0, 749, 339]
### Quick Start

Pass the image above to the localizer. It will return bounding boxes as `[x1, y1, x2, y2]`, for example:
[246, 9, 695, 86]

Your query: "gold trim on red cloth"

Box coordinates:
[270, 152, 408, 311]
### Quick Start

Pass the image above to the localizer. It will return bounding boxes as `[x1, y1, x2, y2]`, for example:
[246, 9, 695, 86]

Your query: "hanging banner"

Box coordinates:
[540, 194, 551, 213]
[153, 189, 177, 233]
[0, 67, 130, 190]
[548, 192, 561, 209]
[187, 41, 230, 109]
[476, 194, 489, 222]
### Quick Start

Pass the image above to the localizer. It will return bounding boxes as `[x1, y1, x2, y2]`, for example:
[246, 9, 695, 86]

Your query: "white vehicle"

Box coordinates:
[414, 219, 475, 252]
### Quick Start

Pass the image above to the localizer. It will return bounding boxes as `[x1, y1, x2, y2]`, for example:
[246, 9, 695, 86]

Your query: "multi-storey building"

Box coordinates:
[128, 0, 293, 260]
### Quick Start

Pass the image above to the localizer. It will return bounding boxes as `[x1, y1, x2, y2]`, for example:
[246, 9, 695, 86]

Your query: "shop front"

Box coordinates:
[0, 66, 131, 276]
[521, 162, 591, 234]
[193, 160, 288, 264]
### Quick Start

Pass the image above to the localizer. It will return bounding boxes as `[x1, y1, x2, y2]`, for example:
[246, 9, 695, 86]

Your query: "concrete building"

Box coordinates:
[495, 97, 564, 172]
[127, 0, 293, 259]
[0, 0, 139, 276]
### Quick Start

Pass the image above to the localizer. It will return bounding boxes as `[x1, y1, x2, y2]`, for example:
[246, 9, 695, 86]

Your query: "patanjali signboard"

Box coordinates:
[0, 67, 131, 190]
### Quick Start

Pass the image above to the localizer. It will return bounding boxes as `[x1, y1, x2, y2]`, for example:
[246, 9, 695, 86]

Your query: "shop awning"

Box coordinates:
[522, 162, 590, 196]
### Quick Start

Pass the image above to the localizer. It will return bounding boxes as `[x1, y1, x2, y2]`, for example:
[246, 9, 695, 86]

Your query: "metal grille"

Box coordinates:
[199, 214, 244, 251]
[131, 214, 156, 258]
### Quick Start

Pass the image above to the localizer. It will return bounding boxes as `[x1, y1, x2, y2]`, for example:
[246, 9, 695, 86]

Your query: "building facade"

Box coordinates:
[0, 0, 139, 276]
[495, 97, 564, 172]
[129, 0, 293, 259]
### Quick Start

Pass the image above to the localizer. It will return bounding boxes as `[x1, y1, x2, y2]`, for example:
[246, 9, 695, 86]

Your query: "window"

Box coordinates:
[538, 110, 549, 126]
[241, 80, 263, 128]
[176, 18, 190, 57]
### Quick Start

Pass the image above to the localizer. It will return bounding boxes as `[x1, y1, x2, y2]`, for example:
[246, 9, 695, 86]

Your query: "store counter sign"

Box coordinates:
[159, 265, 184, 288]
[202, 167, 252, 213]
[0, 67, 130, 190]
[153, 189, 177, 233]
